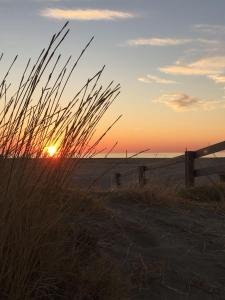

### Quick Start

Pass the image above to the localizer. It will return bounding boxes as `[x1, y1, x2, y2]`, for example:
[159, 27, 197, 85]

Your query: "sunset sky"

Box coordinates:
[0, 0, 225, 153]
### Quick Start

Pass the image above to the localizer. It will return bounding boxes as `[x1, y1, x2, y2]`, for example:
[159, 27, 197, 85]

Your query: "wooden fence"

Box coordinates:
[113, 140, 225, 188]
[185, 140, 225, 187]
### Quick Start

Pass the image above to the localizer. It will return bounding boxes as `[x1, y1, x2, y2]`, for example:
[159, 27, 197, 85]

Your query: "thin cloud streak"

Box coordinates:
[126, 37, 219, 47]
[194, 24, 225, 34]
[160, 56, 225, 76]
[127, 38, 191, 46]
[40, 8, 134, 20]
[138, 74, 178, 84]
[208, 74, 225, 83]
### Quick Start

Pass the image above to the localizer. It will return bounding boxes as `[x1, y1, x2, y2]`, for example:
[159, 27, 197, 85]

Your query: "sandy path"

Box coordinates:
[101, 194, 225, 299]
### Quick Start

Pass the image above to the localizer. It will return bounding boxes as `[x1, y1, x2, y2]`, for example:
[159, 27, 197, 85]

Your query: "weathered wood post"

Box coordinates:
[185, 151, 196, 187]
[115, 172, 121, 188]
[138, 166, 147, 187]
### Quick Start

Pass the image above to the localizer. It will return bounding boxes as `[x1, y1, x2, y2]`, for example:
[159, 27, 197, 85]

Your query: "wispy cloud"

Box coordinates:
[125, 37, 219, 47]
[40, 8, 134, 20]
[208, 74, 225, 83]
[196, 38, 220, 45]
[126, 38, 191, 46]
[160, 56, 225, 76]
[138, 74, 178, 84]
[194, 24, 225, 34]
[155, 92, 222, 111]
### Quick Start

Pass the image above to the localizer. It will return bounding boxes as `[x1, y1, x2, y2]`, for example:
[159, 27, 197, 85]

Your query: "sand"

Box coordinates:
[93, 191, 225, 300]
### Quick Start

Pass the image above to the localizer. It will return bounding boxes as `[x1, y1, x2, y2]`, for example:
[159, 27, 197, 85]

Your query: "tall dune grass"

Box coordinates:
[0, 23, 126, 299]
[0, 21, 121, 192]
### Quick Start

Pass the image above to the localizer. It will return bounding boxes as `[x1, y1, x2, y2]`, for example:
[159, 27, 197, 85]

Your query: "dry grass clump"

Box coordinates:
[0, 185, 126, 300]
[105, 184, 179, 206]
[0, 23, 126, 299]
[179, 184, 225, 203]
[105, 182, 225, 212]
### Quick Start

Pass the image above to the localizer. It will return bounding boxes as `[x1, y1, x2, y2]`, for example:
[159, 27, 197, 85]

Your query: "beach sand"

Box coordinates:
[98, 190, 225, 299]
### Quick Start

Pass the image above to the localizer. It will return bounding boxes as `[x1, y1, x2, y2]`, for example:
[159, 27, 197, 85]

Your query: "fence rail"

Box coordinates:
[195, 141, 225, 158]
[113, 140, 225, 189]
[185, 141, 225, 187]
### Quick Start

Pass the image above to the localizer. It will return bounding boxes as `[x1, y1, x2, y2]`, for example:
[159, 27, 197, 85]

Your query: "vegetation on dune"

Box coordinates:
[0, 23, 126, 299]
[0, 21, 121, 192]
[179, 184, 225, 202]
[0, 187, 126, 300]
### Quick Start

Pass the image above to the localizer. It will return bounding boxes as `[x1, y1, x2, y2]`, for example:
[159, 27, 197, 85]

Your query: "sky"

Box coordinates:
[0, 0, 225, 153]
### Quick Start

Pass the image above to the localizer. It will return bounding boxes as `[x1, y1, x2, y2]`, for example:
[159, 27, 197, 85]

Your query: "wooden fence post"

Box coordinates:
[138, 166, 147, 187]
[115, 172, 121, 188]
[185, 151, 195, 188]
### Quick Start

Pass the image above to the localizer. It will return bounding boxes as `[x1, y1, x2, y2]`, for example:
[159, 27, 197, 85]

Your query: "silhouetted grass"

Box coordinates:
[0, 23, 126, 299]
[0, 21, 121, 193]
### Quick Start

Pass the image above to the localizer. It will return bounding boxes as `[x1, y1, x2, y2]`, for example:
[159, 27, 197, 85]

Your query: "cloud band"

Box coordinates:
[40, 8, 134, 21]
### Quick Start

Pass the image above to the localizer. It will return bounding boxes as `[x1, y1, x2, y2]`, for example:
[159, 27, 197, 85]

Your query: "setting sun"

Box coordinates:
[46, 146, 57, 157]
